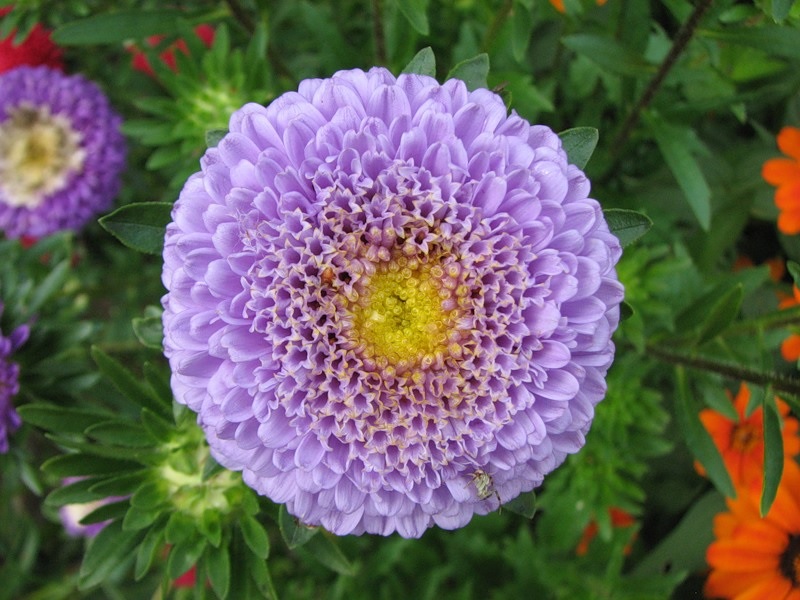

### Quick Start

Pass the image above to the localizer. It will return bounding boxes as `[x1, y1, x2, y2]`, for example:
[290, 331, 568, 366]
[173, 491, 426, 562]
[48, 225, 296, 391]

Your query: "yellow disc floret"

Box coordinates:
[351, 258, 457, 370]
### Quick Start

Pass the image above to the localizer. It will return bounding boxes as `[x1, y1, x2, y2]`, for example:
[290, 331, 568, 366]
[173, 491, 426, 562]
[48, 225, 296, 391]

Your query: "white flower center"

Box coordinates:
[0, 104, 86, 208]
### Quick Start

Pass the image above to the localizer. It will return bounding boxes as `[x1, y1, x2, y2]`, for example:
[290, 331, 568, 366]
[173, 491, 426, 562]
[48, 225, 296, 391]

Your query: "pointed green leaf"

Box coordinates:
[88, 472, 147, 497]
[132, 316, 163, 350]
[559, 127, 599, 170]
[130, 481, 167, 510]
[390, 0, 429, 35]
[761, 394, 784, 516]
[86, 420, 156, 448]
[772, 0, 794, 21]
[135, 525, 165, 581]
[561, 34, 653, 76]
[80, 499, 129, 525]
[78, 521, 143, 589]
[26, 259, 71, 317]
[168, 537, 207, 580]
[42, 453, 141, 478]
[446, 54, 490, 91]
[511, 1, 534, 62]
[123, 506, 161, 531]
[199, 509, 223, 547]
[53, 10, 184, 45]
[17, 404, 110, 435]
[646, 115, 711, 230]
[602, 209, 652, 247]
[240, 516, 270, 559]
[675, 367, 735, 498]
[503, 490, 537, 519]
[91, 346, 172, 420]
[402, 47, 436, 77]
[278, 505, 319, 549]
[98, 202, 173, 255]
[206, 129, 228, 148]
[45, 477, 104, 507]
[303, 533, 357, 576]
[206, 542, 231, 599]
[696, 283, 743, 346]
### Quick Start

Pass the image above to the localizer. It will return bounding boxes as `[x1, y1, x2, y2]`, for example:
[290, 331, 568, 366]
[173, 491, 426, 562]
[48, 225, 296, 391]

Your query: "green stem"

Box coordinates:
[723, 305, 800, 335]
[648, 345, 800, 398]
[610, 0, 713, 153]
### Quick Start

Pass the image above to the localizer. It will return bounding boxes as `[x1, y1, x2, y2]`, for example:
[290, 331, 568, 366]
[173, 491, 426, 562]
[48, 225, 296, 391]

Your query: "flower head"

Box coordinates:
[698, 383, 800, 492]
[162, 67, 623, 537]
[0, 7, 63, 73]
[706, 460, 800, 599]
[0, 66, 126, 239]
[0, 304, 29, 452]
[763, 126, 800, 236]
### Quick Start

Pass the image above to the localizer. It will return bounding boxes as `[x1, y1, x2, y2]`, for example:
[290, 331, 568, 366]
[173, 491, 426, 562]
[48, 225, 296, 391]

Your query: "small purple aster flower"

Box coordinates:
[162, 67, 624, 538]
[0, 66, 126, 239]
[0, 304, 29, 452]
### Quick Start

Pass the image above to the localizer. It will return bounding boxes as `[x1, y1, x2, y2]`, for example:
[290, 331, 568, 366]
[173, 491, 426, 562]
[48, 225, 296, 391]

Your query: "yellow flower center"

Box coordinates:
[350, 257, 462, 372]
[0, 105, 85, 208]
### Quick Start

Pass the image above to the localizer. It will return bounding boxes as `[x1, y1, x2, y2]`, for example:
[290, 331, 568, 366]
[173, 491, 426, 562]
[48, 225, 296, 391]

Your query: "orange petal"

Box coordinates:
[778, 210, 800, 235]
[778, 126, 800, 161]
[736, 573, 793, 600]
[705, 569, 772, 598]
[549, 0, 566, 12]
[763, 158, 800, 186]
[775, 181, 800, 209]
[781, 335, 800, 362]
[707, 543, 781, 572]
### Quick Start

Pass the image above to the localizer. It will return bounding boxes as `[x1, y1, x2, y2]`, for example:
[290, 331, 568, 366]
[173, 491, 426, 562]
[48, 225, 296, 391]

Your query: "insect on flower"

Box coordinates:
[468, 469, 501, 504]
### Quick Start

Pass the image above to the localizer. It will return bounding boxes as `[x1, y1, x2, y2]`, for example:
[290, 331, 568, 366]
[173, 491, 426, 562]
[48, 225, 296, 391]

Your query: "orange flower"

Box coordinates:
[706, 460, 800, 599]
[763, 127, 800, 235]
[575, 507, 637, 556]
[697, 383, 800, 492]
[549, 0, 607, 13]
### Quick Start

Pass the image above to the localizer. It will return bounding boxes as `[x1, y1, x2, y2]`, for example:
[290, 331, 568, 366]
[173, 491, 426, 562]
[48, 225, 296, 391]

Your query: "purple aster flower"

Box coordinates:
[0, 66, 126, 239]
[0, 304, 29, 452]
[162, 67, 624, 538]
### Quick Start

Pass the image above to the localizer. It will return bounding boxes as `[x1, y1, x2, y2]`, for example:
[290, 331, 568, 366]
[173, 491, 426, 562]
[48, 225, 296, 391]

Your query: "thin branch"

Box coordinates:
[648, 345, 800, 398]
[611, 0, 714, 152]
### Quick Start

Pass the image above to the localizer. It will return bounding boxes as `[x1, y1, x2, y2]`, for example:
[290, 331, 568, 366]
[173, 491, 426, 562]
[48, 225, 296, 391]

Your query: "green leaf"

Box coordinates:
[132, 316, 163, 350]
[26, 259, 71, 318]
[696, 284, 743, 346]
[78, 520, 143, 589]
[45, 477, 104, 507]
[141, 408, 174, 441]
[85, 420, 156, 448]
[240, 516, 270, 559]
[561, 34, 653, 76]
[603, 209, 652, 247]
[80, 499, 129, 525]
[42, 453, 141, 478]
[761, 393, 784, 516]
[123, 506, 161, 531]
[135, 525, 165, 581]
[206, 542, 231, 599]
[675, 367, 735, 498]
[278, 505, 319, 549]
[402, 47, 436, 77]
[303, 533, 357, 576]
[772, 0, 794, 21]
[446, 54, 490, 91]
[390, 0, 429, 35]
[646, 115, 711, 231]
[788, 260, 800, 288]
[199, 509, 223, 547]
[91, 346, 172, 421]
[559, 127, 599, 169]
[52, 10, 184, 45]
[633, 490, 725, 576]
[206, 129, 228, 148]
[130, 481, 167, 511]
[88, 472, 147, 497]
[168, 537, 207, 580]
[510, 1, 534, 62]
[165, 512, 196, 545]
[701, 26, 800, 61]
[98, 202, 173, 255]
[503, 490, 537, 519]
[17, 404, 110, 435]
